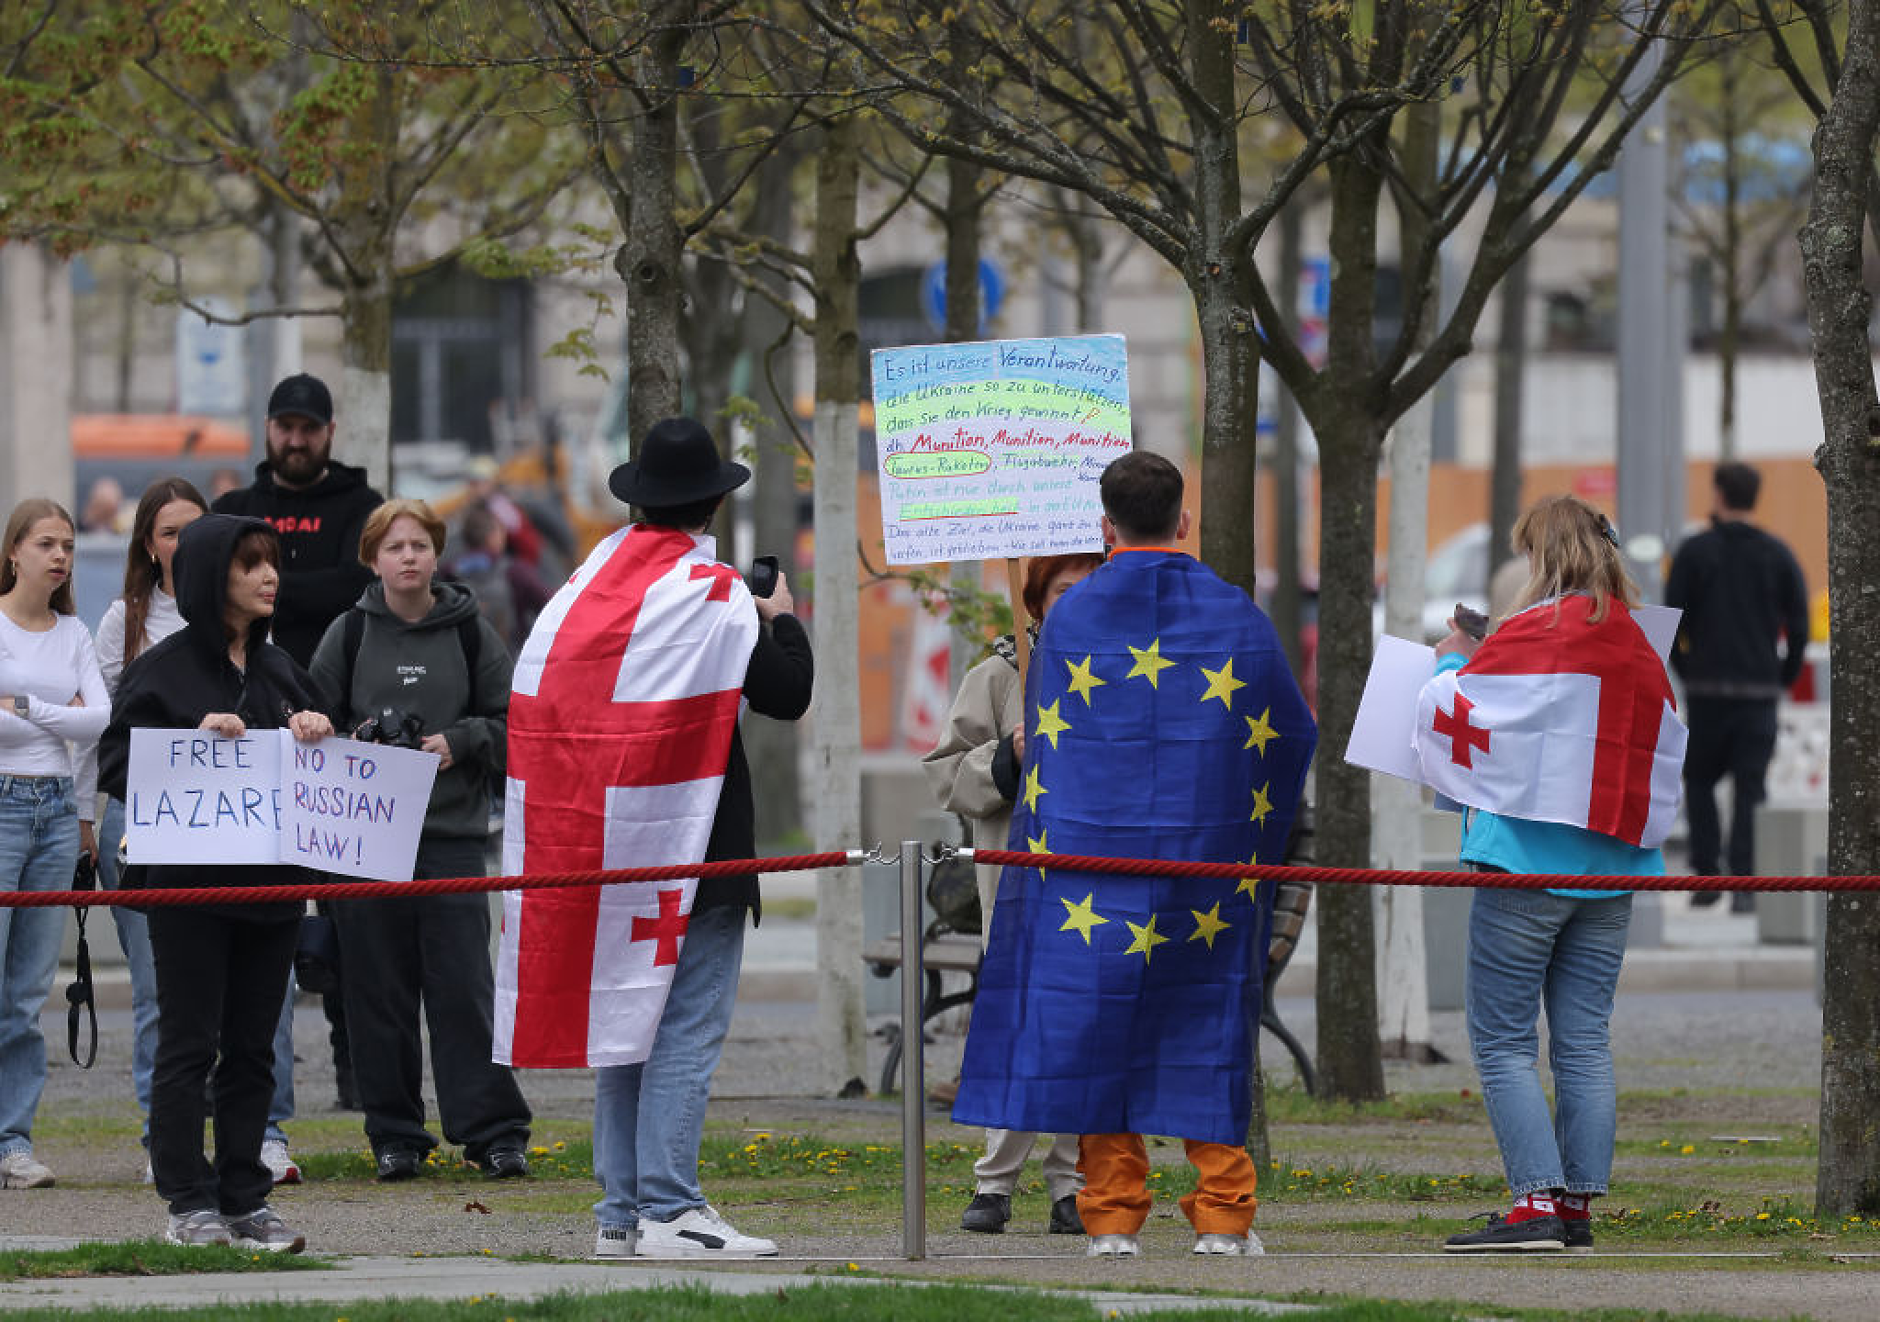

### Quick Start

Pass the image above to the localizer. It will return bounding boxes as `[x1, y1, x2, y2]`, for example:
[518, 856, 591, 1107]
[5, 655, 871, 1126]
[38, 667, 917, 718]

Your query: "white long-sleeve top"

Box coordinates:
[0, 611, 108, 816]
[94, 590, 185, 693]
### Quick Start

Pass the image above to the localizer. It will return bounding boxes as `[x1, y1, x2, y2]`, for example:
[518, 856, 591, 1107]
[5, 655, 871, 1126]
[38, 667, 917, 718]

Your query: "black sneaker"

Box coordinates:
[375, 1148, 423, 1182]
[477, 1147, 530, 1179]
[1561, 1217, 1594, 1252]
[1048, 1194, 1084, 1235]
[1443, 1212, 1566, 1252]
[960, 1192, 1010, 1233]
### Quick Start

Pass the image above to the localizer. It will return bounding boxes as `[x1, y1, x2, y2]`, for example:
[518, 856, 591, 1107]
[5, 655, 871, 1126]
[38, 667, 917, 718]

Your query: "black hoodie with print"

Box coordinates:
[212, 459, 383, 666]
[99, 514, 331, 913]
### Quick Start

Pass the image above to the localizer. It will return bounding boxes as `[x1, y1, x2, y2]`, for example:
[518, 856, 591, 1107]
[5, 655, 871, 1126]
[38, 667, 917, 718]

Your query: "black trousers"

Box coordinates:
[146, 907, 299, 1217]
[1683, 695, 1780, 878]
[332, 837, 531, 1160]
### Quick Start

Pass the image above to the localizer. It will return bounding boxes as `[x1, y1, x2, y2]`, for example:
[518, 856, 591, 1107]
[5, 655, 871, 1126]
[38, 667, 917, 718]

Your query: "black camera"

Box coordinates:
[352, 707, 426, 749]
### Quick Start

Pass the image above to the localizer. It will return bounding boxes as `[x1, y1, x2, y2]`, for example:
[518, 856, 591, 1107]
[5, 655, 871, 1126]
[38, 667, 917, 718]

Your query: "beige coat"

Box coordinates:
[920, 642, 1022, 945]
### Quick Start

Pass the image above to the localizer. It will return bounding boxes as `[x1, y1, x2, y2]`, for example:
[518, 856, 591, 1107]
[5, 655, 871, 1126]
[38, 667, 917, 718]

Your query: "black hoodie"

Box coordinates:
[99, 514, 330, 912]
[213, 459, 383, 665]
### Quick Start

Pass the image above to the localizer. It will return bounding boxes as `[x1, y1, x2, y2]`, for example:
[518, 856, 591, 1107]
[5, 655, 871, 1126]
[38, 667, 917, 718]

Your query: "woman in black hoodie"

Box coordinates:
[99, 515, 331, 1253]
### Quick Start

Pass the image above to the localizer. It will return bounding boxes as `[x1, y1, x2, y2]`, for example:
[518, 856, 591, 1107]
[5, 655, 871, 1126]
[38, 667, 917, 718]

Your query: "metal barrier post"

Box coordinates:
[899, 839, 926, 1260]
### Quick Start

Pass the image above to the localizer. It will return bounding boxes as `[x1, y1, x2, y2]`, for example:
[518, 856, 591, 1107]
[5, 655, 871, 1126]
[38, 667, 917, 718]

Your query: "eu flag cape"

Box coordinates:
[952, 549, 1316, 1144]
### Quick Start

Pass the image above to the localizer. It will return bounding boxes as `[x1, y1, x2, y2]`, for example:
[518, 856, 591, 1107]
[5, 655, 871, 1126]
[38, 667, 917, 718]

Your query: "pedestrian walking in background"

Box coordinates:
[0, 498, 108, 1191]
[214, 371, 386, 1144]
[310, 499, 532, 1183]
[87, 477, 209, 1168]
[1664, 462, 1810, 911]
[921, 551, 1101, 1238]
[99, 515, 330, 1252]
[1416, 495, 1687, 1253]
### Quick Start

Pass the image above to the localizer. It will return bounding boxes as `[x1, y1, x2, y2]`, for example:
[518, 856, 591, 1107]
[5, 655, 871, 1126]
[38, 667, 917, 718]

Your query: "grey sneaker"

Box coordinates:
[595, 1224, 638, 1259]
[165, 1209, 232, 1246]
[0, 1151, 54, 1189]
[226, 1205, 306, 1254]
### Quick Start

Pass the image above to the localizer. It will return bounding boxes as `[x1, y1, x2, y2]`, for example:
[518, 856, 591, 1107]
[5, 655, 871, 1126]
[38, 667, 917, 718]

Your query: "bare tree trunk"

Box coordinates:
[1489, 251, 1529, 580]
[1307, 152, 1389, 1103]
[810, 113, 868, 1095]
[742, 151, 807, 851]
[339, 276, 394, 496]
[619, 14, 688, 452]
[1272, 203, 1305, 677]
[1800, 0, 1880, 1219]
[944, 147, 985, 690]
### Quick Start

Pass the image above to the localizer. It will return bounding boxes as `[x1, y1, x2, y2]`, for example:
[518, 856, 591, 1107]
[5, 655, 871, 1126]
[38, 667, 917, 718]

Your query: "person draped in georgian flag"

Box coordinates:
[1412, 494, 1686, 1255]
[493, 417, 812, 1261]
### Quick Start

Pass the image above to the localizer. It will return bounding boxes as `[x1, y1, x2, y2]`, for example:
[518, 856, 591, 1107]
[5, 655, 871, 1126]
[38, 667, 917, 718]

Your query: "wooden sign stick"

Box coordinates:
[1005, 557, 1030, 681]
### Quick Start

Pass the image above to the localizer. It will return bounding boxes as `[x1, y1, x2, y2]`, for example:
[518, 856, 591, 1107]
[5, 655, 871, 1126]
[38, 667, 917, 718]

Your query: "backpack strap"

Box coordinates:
[334, 607, 366, 730]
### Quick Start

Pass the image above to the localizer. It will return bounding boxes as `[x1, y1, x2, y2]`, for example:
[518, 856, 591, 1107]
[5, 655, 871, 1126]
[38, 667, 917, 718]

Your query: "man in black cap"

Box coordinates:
[215, 374, 384, 665]
[214, 373, 385, 1152]
[496, 417, 812, 1261]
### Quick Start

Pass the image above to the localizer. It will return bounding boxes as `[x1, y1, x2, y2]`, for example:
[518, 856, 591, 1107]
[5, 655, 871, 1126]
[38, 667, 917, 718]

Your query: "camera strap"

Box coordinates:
[65, 853, 98, 1069]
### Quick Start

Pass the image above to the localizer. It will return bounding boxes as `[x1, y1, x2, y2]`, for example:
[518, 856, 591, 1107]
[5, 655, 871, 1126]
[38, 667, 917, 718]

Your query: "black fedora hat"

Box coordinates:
[608, 417, 750, 508]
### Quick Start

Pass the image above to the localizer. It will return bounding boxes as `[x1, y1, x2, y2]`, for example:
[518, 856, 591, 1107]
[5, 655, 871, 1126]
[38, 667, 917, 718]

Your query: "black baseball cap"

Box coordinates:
[266, 373, 333, 426]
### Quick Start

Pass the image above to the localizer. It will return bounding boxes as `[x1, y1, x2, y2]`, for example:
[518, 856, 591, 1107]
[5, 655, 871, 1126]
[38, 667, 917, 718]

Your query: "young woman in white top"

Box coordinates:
[0, 498, 108, 1190]
[91, 478, 207, 1147]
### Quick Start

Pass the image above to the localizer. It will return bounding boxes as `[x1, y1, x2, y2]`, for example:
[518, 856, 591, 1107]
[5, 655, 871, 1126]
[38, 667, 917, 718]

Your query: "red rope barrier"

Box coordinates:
[0, 852, 859, 909]
[969, 849, 1880, 893]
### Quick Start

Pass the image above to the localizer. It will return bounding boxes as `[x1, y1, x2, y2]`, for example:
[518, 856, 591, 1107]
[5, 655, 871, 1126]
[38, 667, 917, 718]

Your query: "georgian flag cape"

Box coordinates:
[493, 525, 758, 1068]
[1412, 593, 1686, 849]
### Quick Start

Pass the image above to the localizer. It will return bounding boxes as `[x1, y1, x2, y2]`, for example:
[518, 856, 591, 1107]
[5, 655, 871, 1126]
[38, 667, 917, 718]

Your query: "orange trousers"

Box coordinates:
[1075, 1133, 1258, 1236]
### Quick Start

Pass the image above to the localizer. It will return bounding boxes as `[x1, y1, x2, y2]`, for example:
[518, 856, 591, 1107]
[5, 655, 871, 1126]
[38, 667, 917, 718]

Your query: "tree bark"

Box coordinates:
[619, 14, 689, 453]
[810, 113, 869, 1095]
[1800, 0, 1880, 1219]
[1307, 152, 1389, 1102]
[1489, 251, 1529, 581]
[944, 146, 986, 690]
[1272, 203, 1305, 677]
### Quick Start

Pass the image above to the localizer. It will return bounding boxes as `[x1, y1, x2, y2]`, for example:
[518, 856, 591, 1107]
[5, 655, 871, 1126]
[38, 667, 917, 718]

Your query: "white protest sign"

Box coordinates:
[1345, 635, 1437, 781]
[127, 728, 280, 865]
[279, 737, 438, 881]
[126, 730, 438, 882]
[869, 334, 1127, 565]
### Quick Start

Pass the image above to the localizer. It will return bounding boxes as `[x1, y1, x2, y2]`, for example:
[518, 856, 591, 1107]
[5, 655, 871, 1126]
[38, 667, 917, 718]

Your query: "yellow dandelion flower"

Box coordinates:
[1679, 1144, 1694, 1154]
[1756, 1212, 1771, 1221]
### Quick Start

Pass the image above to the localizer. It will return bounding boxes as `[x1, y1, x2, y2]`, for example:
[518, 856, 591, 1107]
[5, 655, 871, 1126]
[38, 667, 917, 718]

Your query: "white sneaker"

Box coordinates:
[0, 1151, 54, 1189]
[260, 1139, 301, 1186]
[636, 1205, 778, 1258]
[1194, 1230, 1264, 1256]
[1086, 1233, 1140, 1258]
[595, 1225, 638, 1259]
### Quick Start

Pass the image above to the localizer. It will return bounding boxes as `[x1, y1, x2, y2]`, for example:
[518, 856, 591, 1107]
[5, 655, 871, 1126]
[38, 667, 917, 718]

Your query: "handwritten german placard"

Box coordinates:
[127, 728, 438, 882]
[870, 334, 1128, 564]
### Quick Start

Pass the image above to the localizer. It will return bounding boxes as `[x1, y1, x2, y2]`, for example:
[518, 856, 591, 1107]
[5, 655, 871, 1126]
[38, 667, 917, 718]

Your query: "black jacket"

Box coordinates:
[99, 514, 331, 917]
[212, 460, 383, 666]
[698, 613, 814, 921]
[1665, 518, 1811, 700]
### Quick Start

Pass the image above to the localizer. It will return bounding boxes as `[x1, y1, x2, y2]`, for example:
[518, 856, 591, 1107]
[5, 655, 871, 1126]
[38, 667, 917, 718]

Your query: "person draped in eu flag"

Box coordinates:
[952, 451, 1317, 1259]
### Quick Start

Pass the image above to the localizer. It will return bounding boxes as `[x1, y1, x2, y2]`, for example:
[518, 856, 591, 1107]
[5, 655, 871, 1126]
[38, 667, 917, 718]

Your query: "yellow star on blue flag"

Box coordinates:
[1125, 638, 1175, 688]
[1059, 893, 1108, 945]
[1034, 699, 1071, 751]
[1199, 658, 1245, 709]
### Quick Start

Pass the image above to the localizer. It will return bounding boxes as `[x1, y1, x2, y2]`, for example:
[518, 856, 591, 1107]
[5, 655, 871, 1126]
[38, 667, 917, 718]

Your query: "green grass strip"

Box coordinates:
[0, 1240, 327, 1280]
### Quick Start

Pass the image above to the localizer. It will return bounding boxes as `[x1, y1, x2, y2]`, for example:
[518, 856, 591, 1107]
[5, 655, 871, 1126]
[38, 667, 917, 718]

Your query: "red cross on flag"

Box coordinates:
[1411, 595, 1687, 849]
[493, 525, 759, 1068]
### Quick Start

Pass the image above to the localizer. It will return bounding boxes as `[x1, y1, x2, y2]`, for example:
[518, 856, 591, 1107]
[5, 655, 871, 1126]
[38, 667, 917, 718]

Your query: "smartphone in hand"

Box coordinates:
[1453, 602, 1490, 642]
[749, 555, 779, 599]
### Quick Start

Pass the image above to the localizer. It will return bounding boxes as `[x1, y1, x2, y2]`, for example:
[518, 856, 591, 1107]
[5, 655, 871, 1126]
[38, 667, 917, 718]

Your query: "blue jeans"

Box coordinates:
[0, 775, 78, 1157]
[268, 982, 294, 1146]
[97, 797, 158, 1128]
[593, 904, 745, 1229]
[1465, 886, 1632, 1198]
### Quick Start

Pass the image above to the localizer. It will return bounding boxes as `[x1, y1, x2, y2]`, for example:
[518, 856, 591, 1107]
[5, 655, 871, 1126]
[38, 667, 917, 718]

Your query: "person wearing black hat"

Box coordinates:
[213, 373, 385, 1157]
[500, 416, 812, 1261]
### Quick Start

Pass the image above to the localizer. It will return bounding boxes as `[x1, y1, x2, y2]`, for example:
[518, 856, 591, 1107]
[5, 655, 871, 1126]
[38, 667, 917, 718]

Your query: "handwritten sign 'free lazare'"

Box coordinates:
[870, 334, 1129, 565]
[126, 728, 438, 882]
